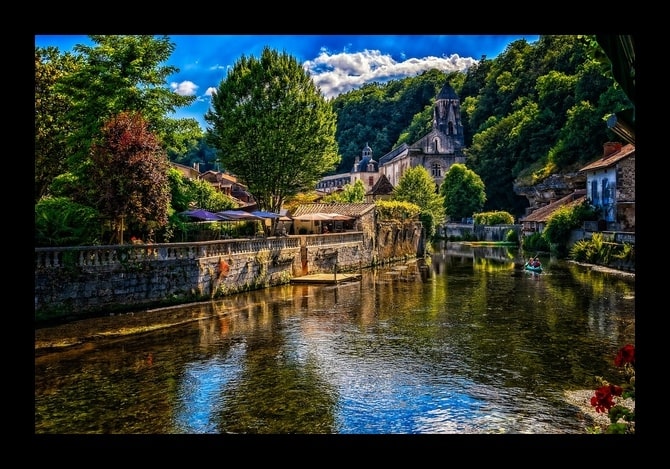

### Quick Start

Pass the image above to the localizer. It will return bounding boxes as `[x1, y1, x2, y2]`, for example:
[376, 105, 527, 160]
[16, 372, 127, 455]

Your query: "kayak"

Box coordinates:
[524, 262, 543, 273]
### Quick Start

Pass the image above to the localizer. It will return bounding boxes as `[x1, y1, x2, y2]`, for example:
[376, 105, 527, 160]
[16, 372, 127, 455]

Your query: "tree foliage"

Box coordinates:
[35, 46, 82, 203]
[391, 165, 445, 238]
[35, 196, 101, 247]
[459, 35, 630, 217]
[473, 211, 514, 225]
[440, 163, 486, 222]
[167, 167, 237, 214]
[374, 199, 421, 221]
[53, 35, 198, 172]
[89, 112, 171, 243]
[321, 179, 366, 203]
[205, 46, 339, 213]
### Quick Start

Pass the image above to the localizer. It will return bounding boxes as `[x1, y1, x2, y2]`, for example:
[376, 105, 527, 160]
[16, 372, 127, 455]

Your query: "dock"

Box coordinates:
[291, 272, 361, 285]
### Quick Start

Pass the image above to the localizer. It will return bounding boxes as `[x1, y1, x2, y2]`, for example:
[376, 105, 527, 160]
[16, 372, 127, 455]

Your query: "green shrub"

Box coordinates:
[505, 229, 519, 244]
[522, 232, 550, 252]
[473, 210, 514, 225]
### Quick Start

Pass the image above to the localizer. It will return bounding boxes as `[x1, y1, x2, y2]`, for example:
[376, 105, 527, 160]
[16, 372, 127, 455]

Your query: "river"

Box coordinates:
[34, 243, 635, 434]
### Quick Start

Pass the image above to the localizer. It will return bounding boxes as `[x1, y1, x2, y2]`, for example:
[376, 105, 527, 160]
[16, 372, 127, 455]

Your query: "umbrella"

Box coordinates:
[179, 209, 222, 221]
[251, 210, 281, 219]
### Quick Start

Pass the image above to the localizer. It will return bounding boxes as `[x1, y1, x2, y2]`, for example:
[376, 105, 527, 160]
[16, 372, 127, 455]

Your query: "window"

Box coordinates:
[590, 179, 599, 206]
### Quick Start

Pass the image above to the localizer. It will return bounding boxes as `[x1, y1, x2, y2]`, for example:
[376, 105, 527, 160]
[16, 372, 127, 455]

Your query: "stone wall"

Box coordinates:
[35, 225, 422, 321]
[442, 223, 520, 242]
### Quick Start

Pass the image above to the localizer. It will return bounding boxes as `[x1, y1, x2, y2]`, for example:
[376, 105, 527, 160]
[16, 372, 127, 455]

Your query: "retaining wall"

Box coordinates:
[35, 225, 421, 320]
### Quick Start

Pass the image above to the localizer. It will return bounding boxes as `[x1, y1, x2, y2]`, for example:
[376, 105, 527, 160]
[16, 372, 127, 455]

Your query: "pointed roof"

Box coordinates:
[436, 82, 458, 100]
[368, 173, 394, 196]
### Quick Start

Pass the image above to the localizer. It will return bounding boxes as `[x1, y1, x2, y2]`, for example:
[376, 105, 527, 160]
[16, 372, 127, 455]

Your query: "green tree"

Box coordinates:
[89, 112, 171, 244]
[206, 47, 339, 213]
[321, 179, 366, 203]
[392, 165, 445, 238]
[167, 167, 237, 213]
[54, 35, 198, 173]
[440, 163, 486, 222]
[35, 46, 82, 203]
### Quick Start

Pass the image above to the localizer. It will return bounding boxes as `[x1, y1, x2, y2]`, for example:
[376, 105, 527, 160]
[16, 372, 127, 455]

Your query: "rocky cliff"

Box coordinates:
[514, 171, 586, 214]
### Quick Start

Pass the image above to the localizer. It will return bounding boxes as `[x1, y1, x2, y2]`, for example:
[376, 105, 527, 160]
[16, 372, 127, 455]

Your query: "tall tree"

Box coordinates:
[89, 112, 170, 244]
[205, 46, 339, 213]
[440, 163, 486, 221]
[34, 46, 82, 203]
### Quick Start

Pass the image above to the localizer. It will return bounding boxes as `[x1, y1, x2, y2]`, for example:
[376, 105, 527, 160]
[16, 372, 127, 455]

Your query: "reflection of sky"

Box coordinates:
[287, 321, 495, 434]
[174, 343, 245, 433]
[336, 379, 485, 434]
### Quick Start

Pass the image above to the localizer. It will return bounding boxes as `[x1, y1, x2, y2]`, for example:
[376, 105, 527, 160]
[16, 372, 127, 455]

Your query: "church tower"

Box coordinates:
[432, 82, 465, 151]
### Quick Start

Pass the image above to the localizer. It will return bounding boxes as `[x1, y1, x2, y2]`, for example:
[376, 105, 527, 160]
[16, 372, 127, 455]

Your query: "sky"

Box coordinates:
[34, 34, 540, 130]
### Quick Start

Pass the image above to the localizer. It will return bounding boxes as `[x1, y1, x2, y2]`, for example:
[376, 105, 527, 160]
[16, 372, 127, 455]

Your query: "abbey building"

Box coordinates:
[317, 81, 467, 197]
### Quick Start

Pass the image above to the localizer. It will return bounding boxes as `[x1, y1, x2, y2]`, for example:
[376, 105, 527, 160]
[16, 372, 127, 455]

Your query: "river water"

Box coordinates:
[34, 243, 635, 434]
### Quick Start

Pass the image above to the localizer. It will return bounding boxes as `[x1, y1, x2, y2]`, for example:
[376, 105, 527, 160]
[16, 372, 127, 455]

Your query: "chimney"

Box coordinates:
[603, 142, 622, 157]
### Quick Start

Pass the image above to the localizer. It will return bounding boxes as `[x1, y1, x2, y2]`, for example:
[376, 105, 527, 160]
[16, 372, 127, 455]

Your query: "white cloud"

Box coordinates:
[171, 80, 199, 96]
[303, 50, 478, 99]
[205, 87, 218, 97]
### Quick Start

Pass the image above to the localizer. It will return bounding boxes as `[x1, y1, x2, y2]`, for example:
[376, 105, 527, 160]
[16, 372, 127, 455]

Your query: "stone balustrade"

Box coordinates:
[35, 237, 304, 270]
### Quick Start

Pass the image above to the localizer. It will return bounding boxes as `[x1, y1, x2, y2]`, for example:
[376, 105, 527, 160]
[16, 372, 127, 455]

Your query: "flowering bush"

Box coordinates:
[588, 344, 635, 434]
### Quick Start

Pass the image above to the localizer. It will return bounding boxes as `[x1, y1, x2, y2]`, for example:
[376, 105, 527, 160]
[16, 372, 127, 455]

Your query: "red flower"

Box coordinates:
[590, 384, 623, 413]
[614, 344, 635, 367]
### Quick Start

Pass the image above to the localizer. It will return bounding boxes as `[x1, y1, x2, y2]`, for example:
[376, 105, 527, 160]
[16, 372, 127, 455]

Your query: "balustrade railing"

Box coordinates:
[34, 234, 363, 269]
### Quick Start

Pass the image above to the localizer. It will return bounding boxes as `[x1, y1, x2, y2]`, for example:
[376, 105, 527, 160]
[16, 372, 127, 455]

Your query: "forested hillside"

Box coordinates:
[331, 35, 632, 216]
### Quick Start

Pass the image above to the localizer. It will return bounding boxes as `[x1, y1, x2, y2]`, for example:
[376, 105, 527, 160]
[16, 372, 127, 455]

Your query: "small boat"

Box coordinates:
[524, 262, 543, 273]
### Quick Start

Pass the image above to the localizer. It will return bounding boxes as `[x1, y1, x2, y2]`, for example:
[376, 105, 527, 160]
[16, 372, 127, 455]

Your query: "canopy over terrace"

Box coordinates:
[291, 212, 354, 234]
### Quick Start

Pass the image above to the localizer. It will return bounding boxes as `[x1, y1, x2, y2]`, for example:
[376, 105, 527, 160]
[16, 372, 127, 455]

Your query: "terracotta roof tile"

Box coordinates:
[521, 190, 587, 223]
[291, 203, 376, 218]
[579, 143, 635, 172]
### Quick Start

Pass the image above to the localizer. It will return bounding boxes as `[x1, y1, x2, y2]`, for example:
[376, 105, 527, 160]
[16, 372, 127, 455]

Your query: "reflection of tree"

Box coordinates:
[214, 302, 338, 434]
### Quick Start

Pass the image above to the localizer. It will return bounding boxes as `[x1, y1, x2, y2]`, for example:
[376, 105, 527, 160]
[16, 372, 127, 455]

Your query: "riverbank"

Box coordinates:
[564, 389, 635, 434]
[568, 260, 635, 279]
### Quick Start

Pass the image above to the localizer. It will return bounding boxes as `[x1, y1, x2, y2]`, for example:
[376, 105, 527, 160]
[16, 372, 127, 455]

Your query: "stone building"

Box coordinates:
[316, 81, 467, 192]
[579, 142, 635, 231]
[378, 82, 466, 189]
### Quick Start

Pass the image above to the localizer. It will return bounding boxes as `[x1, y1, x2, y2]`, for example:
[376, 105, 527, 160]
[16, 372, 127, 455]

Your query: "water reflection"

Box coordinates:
[35, 243, 635, 434]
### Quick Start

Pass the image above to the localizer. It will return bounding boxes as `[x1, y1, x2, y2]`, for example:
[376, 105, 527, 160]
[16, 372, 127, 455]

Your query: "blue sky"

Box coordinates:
[35, 34, 540, 130]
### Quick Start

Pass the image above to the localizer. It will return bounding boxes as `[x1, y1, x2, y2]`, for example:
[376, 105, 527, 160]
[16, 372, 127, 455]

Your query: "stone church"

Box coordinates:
[378, 81, 466, 190]
[317, 81, 467, 195]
